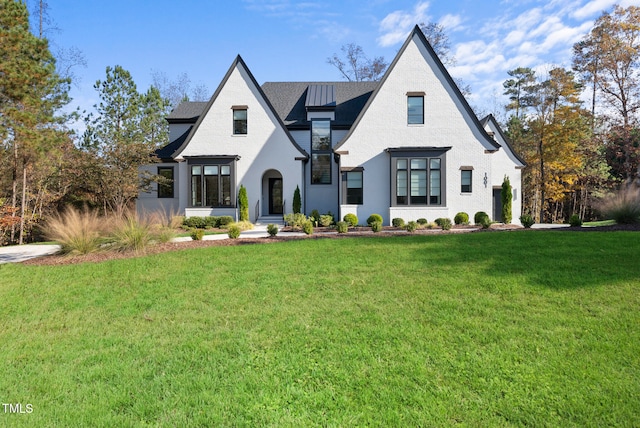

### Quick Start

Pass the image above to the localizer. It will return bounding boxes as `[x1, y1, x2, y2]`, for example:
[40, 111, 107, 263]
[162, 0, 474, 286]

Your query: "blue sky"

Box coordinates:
[34, 0, 639, 126]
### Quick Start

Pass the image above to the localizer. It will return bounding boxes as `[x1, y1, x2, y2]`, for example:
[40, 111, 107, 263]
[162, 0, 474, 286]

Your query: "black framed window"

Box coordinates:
[389, 147, 448, 206]
[311, 120, 331, 184]
[233, 108, 247, 135]
[461, 169, 472, 193]
[343, 171, 363, 204]
[408, 96, 424, 124]
[157, 166, 174, 198]
[190, 162, 233, 207]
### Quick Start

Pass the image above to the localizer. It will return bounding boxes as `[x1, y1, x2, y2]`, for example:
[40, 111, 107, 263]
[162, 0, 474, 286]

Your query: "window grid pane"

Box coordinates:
[233, 109, 247, 135]
[311, 154, 331, 184]
[461, 170, 472, 193]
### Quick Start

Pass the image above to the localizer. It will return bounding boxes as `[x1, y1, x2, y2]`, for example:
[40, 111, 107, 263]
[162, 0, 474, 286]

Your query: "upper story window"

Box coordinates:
[157, 166, 174, 198]
[232, 106, 247, 135]
[311, 120, 331, 184]
[407, 94, 424, 125]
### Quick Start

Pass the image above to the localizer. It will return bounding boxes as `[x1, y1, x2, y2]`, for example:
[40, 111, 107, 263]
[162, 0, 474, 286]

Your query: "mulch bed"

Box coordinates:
[20, 223, 639, 266]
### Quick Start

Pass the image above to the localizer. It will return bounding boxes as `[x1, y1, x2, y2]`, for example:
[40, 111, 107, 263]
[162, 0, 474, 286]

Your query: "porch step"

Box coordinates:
[256, 216, 285, 226]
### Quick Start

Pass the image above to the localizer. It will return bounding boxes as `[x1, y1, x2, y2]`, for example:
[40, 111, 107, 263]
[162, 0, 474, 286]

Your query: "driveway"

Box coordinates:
[0, 244, 61, 264]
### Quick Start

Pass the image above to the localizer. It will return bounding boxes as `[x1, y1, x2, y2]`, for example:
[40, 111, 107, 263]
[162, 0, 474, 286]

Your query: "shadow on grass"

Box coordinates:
[404, 230, 640, 290]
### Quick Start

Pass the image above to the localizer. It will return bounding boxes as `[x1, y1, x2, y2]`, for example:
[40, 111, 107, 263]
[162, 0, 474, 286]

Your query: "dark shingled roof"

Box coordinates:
[261, 81, 378, 129]
[166, 102, 208, 123]
[155, 126, 192, 160]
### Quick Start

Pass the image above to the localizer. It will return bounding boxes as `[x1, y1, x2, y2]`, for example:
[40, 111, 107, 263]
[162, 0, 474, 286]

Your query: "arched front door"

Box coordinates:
[262, 170, 283, 215]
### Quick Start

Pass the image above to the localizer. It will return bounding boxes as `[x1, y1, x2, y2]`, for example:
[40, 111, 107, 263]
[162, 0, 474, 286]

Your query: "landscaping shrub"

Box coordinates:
[417, 218, 428, 225]
[474, 211, 489, 224]
[454, 212, 469, 225]
[310, 209, 321, 224]
[45, 207, 107, 255]
[597, 187, 640, 224]
[371, 221, 383, 232]
[302, 220, 314, 235]
[154, 227, 176, 243]
[405, 221, 418, 233]
[190, 229, 204, 241]
[367, 214, 383, 226]
[320, 214, 333, 227]
[204, 216, 218, 228]
[569, 214, 583, 227]
[267, 224, 278, 237]
[183, 216, 206, 229]
[520, 214, 535, 228]
[479, 216, 491, 229]
[434, 218, 446, 227]
[227, 224, 241, 239]
[392, 217, 405, 228]
[217, 216, 234, 227]
[343, 213, 358, 227]
[438, 218, 452, 230]
[293, 186, 301, 214]
[234, 221, 254, 231]
[501, 176, 513, 224]
[336, 221, 348, 233]
[238, 185, 249, 222]
[284, 213, 308, 229]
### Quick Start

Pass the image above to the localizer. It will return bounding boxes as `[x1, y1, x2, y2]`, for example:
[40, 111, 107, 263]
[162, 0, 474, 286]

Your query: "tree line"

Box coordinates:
[0, 0, 208, 244]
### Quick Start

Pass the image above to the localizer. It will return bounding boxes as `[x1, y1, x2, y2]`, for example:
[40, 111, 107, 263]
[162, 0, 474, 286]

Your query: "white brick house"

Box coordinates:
[137, 25, 525, 225]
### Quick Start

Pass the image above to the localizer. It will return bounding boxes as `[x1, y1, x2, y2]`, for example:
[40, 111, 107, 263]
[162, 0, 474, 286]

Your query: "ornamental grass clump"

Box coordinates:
[45, 207, 107, 255]
[597, 186, 640, 224]
[111, 213, 153, 253]
[302, 220, 314, 235]
[520, 214, 535, 228]
[190, 229, 205, 240]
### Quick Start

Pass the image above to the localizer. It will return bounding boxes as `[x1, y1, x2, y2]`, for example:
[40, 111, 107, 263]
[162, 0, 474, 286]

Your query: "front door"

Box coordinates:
[493, 188, 502, 222]
[269, 178, 283, 214]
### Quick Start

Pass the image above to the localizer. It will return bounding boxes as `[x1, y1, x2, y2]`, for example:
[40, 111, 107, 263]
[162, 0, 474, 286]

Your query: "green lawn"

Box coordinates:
[1, 231, 638, 426]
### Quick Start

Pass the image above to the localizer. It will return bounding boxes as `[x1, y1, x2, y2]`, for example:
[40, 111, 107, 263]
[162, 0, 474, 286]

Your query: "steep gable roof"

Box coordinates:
[334, 25, 500, 151]
[480, 114, 527, 167]
[262, 81, 378, 129]
[171, 55, 308, 159]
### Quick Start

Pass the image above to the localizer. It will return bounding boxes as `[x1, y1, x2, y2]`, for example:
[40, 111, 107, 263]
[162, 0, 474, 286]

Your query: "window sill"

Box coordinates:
[407, 124, 424, 127]
[231, 134, 247, 137]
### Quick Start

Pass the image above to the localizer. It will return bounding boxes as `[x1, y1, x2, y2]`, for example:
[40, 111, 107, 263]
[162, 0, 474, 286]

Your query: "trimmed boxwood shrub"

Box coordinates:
[204, 216, 218, 228]
[454, 212, 469, 225]
[474, 211, 489, 225]
[343, 213, 358, 227]
[417, 218, 428, 225]
[227, 224, 241, 239]
[371, 221, 383, 232]
[367, 214, 383, 226]
[405, 221, 418, 233]
[183, 216, 206, 229]
[392, 218, 405, 228]
[336, 221, 348, 233]
[218, 216, 234, 227]
[520, 214, 535, 228]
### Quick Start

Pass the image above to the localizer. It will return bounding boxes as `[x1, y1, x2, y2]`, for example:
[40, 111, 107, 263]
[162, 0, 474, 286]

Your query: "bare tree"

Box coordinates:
[327, 43, 388, 82]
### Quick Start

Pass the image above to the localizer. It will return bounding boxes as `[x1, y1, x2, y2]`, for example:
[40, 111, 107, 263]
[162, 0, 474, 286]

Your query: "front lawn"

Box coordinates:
[0, 231, 638, 426]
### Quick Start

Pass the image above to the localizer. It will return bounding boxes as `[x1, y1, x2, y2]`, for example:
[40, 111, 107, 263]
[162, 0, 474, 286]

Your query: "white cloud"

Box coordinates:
[439, 14, 463, 31]
[377, 1, 431, 47]
[571, 0, 617, 19]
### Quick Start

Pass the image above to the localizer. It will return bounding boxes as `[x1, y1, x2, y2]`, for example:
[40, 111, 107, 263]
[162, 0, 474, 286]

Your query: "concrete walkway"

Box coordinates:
[0, 224, 303, 264]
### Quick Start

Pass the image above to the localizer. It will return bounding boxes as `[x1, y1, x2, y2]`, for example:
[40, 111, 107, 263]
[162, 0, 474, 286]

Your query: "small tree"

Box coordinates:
[293, 185, 301, 214]
[501, 176, 513, 224]
[238, 185, 249, 222]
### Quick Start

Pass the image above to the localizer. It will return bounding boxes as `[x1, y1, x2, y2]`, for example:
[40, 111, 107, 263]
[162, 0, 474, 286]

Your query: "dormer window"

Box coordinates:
[232, 106, 247, 135]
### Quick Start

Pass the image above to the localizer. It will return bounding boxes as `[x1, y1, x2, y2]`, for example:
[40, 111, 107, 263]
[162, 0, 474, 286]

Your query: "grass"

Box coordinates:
[0, 231, 638, 426]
